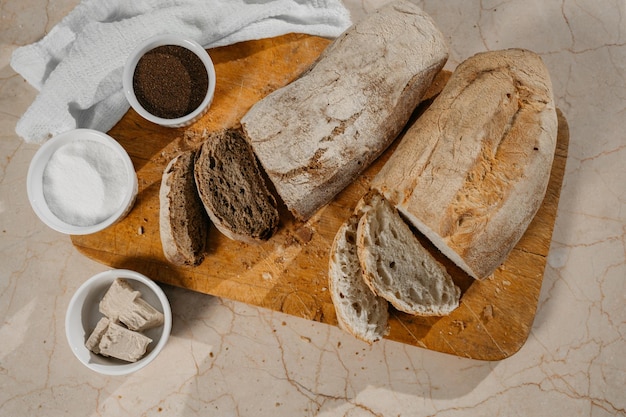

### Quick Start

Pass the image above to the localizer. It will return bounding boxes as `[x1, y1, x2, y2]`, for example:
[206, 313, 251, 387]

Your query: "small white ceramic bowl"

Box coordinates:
[65, 269, 172, 376]
[123, 34, 216, 128]
[26, 129, 138, 235]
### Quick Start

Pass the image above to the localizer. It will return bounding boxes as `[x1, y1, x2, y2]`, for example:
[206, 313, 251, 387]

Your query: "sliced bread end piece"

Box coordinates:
[357, 193, 460, 316]
[159, 150, 210, 266]
[329, 213, 389, 344]
[194, 129, 279, 244]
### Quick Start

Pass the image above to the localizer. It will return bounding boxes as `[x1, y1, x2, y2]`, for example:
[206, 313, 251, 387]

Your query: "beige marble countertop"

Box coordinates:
[1, 0, 625, 416]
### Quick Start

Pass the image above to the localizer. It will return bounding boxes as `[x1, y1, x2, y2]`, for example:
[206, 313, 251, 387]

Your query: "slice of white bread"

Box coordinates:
[194, 129, 279, 244]
[159, 150, 210, 266]
[356, 193, 461, 316]
[329, 208, 389, 344]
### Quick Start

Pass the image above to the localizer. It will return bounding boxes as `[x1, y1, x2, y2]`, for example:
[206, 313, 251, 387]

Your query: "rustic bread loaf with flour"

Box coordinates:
[371, 48, 558, 280]
[159, 150, 210, 266]
[241, 0, 449, 221]
[328, 198, 389, 344]
[194, 129, 279, 244]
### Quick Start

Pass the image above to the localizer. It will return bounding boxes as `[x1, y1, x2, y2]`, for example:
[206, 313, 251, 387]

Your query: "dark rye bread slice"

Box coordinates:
[159, 150, 210, 266]
[194, 129, 279, 244]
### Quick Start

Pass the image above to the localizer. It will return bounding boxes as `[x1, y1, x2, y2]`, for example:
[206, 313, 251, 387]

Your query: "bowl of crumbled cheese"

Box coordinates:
[27, 129, 138, 235]
[65, 269, 172, 375]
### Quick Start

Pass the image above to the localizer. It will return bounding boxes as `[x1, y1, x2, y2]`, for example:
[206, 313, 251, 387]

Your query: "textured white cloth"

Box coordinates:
[11, 0, 351, 143]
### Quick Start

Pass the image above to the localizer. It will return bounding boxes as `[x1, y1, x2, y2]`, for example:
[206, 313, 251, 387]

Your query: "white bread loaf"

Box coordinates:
[371, 49, 558, 280]
[241, 0, 448, 221]
[328, 200, 389, 343]
[356, 192, 460, 316]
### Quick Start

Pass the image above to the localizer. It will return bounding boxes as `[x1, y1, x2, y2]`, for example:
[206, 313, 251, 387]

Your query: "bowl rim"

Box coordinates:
[26, 128, 138, 235]
[64, 269, 172, 376]
[122, 34, 217, 128]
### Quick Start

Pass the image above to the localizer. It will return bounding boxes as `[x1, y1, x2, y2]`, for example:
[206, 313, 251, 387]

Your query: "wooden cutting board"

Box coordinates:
[71, 33, 569, 360]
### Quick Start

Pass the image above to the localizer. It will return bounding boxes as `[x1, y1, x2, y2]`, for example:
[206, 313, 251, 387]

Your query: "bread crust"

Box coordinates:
[241, 0, 448, 221]
[371, 48, 558, 279]
[159, 151, 209, 266]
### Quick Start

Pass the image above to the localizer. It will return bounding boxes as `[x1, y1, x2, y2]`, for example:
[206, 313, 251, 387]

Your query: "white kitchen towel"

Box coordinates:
[11, 0, 351, 143]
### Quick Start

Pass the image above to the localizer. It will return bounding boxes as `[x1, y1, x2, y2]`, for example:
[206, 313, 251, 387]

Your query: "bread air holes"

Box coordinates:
[351, 302, 362, 316]
[376, 265, 392, 286]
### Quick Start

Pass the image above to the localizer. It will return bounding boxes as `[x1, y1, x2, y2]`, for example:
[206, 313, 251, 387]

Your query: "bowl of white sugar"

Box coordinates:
[27, 129, 138, 235]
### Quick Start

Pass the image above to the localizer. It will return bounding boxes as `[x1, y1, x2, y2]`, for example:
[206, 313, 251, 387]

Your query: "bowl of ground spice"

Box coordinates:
[123, 34, 216, 128]
[27, 129, 138, 235]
